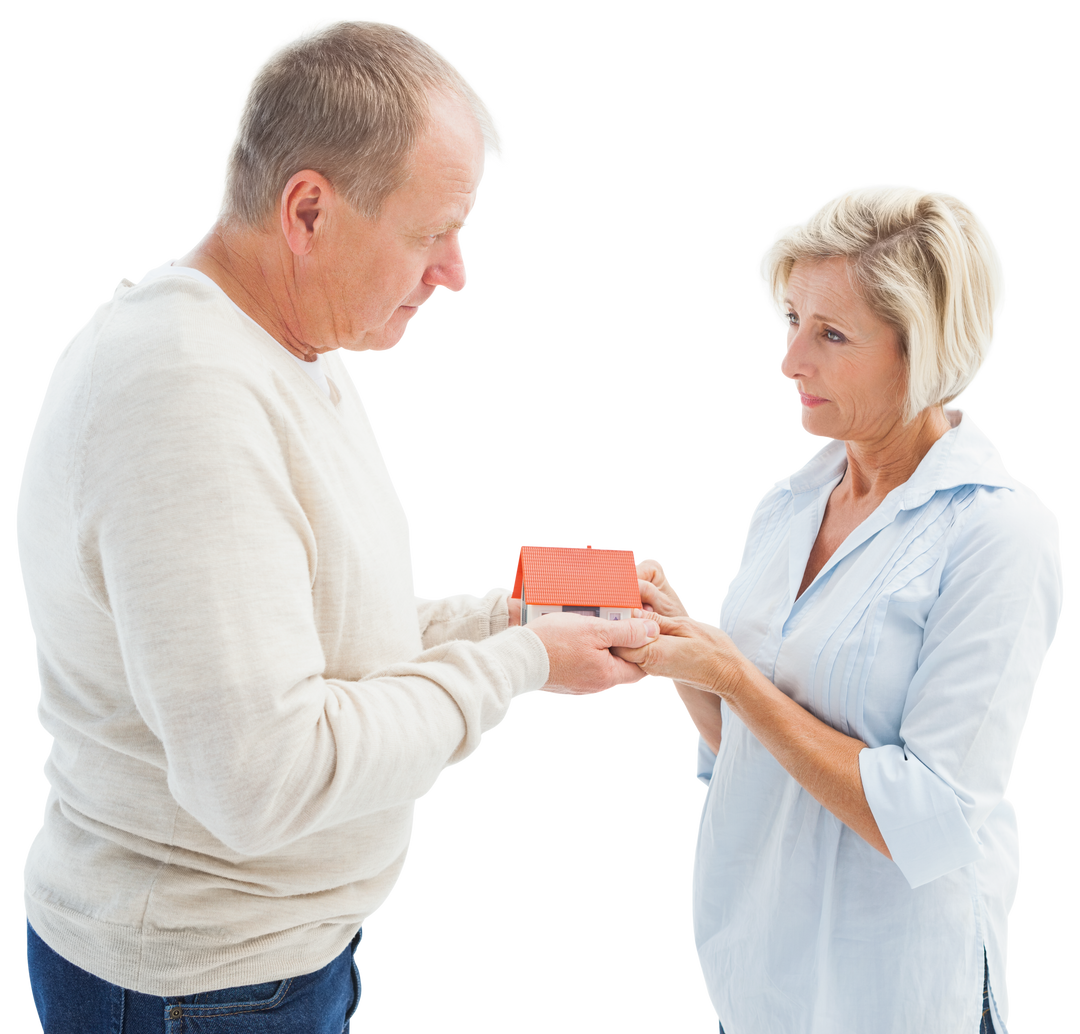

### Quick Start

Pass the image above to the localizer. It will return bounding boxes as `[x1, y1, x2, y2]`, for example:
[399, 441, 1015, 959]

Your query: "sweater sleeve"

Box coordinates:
[75, 340, 547, 858]
[858, 487, 1062, 888]
[416, 590, 511, 648]
[89, 375, 548, 851]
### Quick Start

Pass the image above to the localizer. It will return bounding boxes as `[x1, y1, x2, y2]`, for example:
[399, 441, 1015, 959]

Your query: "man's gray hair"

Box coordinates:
[223, 22, 498, 226]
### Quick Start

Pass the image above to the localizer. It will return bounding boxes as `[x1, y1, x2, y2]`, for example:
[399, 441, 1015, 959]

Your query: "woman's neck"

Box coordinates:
[841, 406, 953, 503]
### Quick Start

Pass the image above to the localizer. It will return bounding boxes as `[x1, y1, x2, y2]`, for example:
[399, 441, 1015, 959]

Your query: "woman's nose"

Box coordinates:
[777, 328, 812, 380]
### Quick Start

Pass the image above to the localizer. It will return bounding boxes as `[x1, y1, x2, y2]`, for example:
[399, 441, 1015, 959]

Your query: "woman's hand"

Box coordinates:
[636, 559, 690, 618]
[631, 566, 727, 752]
[612, 611, 750, 699]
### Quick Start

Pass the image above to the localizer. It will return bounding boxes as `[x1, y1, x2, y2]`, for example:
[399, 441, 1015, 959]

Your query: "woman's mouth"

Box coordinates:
[799, 391, 830, 407]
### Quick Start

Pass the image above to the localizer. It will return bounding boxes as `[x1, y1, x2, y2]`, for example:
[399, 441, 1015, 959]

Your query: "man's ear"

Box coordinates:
[279, 171, 334, 256]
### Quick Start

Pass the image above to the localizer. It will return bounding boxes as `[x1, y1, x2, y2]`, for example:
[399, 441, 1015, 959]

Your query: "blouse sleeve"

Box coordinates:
[858, 485, 1062, 888]
[698, 736, 718, 785]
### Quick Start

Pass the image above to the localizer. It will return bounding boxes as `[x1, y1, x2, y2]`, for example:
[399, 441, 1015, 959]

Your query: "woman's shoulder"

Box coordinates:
[931, 414, 1058, 556]
[947, 479, 1058, 563]
[927, 480, 1063, 639]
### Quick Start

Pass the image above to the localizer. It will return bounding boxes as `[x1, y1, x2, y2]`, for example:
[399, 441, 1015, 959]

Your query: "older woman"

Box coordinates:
[619, 189, 1061, 1033]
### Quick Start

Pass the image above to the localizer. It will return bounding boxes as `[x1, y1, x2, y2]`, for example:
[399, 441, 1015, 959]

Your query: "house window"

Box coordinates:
[563, 606, 600, 618]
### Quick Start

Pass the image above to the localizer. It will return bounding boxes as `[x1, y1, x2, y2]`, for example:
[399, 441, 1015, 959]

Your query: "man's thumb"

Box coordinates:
[603, 616, 660, 648]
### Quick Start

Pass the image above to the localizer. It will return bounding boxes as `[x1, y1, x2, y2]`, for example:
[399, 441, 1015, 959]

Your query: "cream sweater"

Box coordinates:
[18, 272, 549, 994]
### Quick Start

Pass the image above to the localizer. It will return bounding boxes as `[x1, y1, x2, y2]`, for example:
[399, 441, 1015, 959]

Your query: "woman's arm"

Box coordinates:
[719, 639, 889, 856]
[616, 612, 890, 858]
[637, 561, 724, 753]
[674, 681, 723, 755]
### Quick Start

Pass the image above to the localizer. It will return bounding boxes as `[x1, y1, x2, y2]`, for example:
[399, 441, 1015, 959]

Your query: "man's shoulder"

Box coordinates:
[31, 275, 317, 475]
[100, 273, 278, 381]
[47, 272, 314, 435]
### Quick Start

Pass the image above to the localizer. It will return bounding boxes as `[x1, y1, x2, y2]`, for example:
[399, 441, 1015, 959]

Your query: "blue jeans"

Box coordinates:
[28, 922, 361, 1033]
[717, 958, 996, 1033]
[981, 952, 996, 1034]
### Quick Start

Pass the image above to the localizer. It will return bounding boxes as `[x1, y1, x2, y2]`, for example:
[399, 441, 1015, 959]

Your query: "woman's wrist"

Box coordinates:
[707, 650, 759, 705]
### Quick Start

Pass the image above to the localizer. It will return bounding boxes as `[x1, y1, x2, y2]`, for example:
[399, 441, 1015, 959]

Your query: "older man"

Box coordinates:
[19, 23, 657, 1033]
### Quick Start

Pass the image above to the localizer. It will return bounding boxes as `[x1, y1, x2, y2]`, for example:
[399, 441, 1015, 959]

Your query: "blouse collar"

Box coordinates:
[784, 411, 1016, 508]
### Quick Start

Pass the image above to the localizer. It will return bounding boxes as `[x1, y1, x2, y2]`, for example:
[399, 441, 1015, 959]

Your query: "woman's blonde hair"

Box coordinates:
[764, 188, 1001, 421]
[223, 22, 498, 226]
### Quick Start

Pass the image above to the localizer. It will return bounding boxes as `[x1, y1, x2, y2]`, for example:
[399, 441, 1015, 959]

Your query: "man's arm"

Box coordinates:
[416, 591, 512, 649]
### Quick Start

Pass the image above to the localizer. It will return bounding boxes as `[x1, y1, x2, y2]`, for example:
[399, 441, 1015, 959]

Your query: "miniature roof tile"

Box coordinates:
[513, 546, 642, 609]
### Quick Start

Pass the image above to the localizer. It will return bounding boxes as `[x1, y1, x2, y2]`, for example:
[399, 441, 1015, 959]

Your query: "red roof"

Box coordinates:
[513, 546, 642, 609]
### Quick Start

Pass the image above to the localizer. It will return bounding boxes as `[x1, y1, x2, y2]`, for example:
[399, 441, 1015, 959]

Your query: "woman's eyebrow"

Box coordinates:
[783, 300, 853, 330]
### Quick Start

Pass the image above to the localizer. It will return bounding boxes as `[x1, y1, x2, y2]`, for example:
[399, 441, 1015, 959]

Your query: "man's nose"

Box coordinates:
[423, 238, 466, 292]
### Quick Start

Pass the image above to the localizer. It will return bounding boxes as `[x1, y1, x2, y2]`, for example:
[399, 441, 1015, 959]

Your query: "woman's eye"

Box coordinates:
[785, 311, 798, 326]
[824, 328, 845, 343]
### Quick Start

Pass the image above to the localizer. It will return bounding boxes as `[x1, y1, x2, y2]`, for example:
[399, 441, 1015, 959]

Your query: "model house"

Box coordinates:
[513, 546, 642, 625]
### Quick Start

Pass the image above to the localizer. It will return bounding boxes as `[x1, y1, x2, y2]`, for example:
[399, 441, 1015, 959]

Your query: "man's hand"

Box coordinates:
[526, 613, 660, 695]
[636, 559, 690, 618]
[508, 598, 522, 627]
[612, 611, 746, 697]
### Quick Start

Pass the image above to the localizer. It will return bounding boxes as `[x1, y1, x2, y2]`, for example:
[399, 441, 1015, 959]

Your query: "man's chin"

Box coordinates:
[382, 330, 410, 354]
[386, 304, 423, 352]
[343, 313, 412, 353]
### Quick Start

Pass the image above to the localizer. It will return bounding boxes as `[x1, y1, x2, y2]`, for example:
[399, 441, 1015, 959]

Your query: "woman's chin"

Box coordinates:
[800, 408, 839, 439]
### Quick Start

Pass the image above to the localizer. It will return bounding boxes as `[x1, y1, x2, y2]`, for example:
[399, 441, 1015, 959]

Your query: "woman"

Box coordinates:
[617, 188, 1061, 1033]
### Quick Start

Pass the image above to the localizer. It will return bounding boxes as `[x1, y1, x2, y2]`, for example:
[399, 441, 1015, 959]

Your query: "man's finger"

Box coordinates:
[598, 616, 659, 648]
[611, 644, 653, 664]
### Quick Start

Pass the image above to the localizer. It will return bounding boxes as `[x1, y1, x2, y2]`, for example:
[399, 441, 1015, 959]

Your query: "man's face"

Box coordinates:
[298, 91, 485, 352]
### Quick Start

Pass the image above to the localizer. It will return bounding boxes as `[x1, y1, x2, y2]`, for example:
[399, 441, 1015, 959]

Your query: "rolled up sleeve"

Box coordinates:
[859, 488, 1061, 888]
[860, 744, 984, 886]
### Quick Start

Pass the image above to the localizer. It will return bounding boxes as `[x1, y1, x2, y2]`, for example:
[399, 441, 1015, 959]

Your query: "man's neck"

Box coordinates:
[178, 223, 318, 361]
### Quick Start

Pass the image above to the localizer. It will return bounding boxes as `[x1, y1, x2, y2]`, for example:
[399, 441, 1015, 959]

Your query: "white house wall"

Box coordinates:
[523, 604, 632, 624]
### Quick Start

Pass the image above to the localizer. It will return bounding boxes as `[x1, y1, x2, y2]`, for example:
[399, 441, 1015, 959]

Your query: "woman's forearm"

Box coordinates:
[618, 609, 890, 857]
[723, 655, 890, 858]
[674, 680, 723, 754]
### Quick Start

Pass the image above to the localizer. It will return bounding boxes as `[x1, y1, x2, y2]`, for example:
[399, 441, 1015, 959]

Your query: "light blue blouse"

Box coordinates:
[695, 414, 1061, 1034]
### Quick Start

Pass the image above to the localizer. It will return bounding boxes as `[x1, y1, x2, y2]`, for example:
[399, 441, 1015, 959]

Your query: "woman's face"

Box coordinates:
[781, 257, 907, 443]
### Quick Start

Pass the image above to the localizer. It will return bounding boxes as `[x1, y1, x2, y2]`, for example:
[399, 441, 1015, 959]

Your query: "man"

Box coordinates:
[19, 23, 658, 1033]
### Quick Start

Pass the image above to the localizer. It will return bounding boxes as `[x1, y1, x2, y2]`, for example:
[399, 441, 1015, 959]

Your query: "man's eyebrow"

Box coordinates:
[419, 219, 465, 235]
